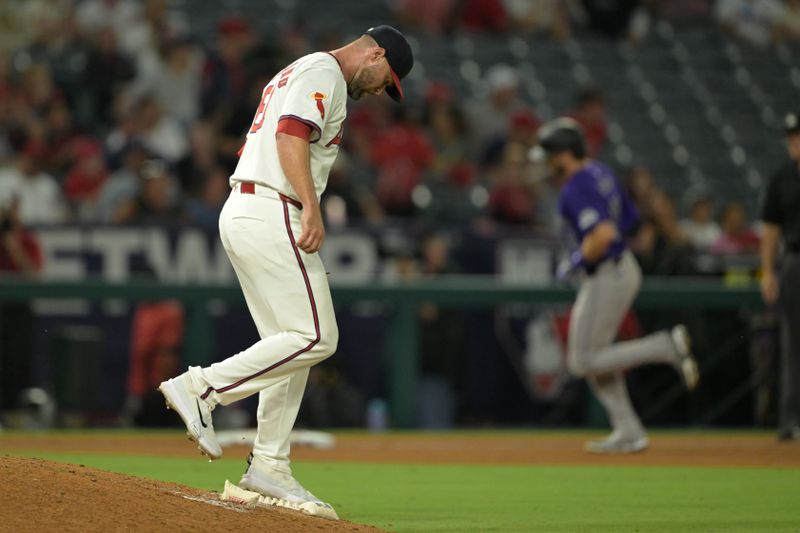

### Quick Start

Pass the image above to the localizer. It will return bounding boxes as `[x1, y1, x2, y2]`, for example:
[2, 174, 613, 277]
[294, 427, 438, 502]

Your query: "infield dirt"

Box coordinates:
[0, 455, 384, 533]
[1, 432, 799, 468]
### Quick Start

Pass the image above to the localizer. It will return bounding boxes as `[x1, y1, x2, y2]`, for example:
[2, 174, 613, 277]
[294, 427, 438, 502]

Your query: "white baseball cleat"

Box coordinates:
[585, 432, 650, 454]
[158, 374, 222, 460]
[670, 324, 700, 391]
[239, 454, 338, 519]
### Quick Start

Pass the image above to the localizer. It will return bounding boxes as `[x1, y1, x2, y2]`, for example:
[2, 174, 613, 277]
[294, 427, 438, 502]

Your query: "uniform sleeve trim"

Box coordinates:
[278, 114, 321, 143]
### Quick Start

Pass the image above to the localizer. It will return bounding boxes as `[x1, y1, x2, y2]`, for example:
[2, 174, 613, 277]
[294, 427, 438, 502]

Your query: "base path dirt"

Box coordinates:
[292, 432, 800, 468]
[0, 456, 384, 533]
[1, 431, 798, 468]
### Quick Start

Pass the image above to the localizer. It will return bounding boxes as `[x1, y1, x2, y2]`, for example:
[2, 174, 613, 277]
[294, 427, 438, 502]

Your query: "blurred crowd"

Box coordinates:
[0, 0, 787, 258]
[0, 0, 790, 429]
[394, 0, 800, 45]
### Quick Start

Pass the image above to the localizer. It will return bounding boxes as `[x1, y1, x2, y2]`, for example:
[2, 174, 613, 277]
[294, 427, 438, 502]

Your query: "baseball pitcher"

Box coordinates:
[539, 118, 700, 453]
[158, 25, 413, 516]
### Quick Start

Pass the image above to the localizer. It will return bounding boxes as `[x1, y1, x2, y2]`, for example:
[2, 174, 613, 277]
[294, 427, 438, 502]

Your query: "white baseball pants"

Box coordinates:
[187, 185, 338, 472]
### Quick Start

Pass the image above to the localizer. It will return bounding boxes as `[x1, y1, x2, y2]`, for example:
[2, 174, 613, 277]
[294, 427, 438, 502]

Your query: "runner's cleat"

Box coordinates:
[585, 433, 649, 454]
[670, 324, 700, 391]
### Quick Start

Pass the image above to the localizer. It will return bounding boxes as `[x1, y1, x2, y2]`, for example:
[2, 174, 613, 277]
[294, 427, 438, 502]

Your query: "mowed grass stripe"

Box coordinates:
[11, 452, 800, 532]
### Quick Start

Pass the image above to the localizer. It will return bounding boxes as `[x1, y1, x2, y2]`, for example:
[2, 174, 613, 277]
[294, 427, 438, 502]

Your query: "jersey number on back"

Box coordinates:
[249, 85, 274, 134]
[247, 64, 296, 135]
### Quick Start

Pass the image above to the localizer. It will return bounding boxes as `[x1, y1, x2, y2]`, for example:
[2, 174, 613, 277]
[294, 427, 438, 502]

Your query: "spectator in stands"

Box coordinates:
[504, 0, 573, 40]
[372, 108, 435, 216]
[42, 100, 82, 178]
[18, 62, 61, 120]
[680, 192, 721, 251]
[0, 194, 43, 415]
[632, 190, 695, 275]
[423, 85, 476, 188]
[392, 0, 458, 35]
[76, 0, 141, 41]
[322, 153, 385, 228]
[347, 96, 394, 161]
[276, 19, 314, 65]
[202, 16, 255, 120]
[715, 0, 786, 49]
[0, 141, 67, 224]
[483, 108, 542, 170]
[568, 86, 608, 159]
[710, 201, 760, 255]
[212, 60, 279, 174]
[175, 121, 221, 194]
[82, 27, 136, 129]
[625, 165, 658, 220]
[94, 140, 149, 223]
[468, 64, 527, 156]
[185, 167, 228, 230]
[508, 109, 542, 148]
[115, 158, 184, 224]
[77, 0, 182, 75]
[64, 137, 109, 220]
[460, 0, 510, 32]
[488, 142, 538, 226]
[131, 93, 188, 163]
[129, 36, 203, 126]
[16, 6, 87, 102]
[117, 0, 190, 67]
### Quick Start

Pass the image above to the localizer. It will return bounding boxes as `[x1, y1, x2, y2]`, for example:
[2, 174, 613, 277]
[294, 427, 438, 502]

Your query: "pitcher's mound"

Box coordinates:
[0, 456, 383, 532]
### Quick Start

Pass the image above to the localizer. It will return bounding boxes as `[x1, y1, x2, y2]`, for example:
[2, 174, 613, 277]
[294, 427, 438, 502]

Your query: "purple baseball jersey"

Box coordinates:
[558, 161, 639, 264]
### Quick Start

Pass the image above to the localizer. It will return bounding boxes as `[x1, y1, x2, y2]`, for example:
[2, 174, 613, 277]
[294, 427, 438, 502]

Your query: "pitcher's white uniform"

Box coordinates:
[186, 52, 346, 473]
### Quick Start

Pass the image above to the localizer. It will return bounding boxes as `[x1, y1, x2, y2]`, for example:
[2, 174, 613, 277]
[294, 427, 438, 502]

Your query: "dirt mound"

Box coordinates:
[0, 456, 383, 533]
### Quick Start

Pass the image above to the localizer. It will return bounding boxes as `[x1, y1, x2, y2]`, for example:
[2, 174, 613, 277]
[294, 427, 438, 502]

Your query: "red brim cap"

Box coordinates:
[386, 67, 404, 102]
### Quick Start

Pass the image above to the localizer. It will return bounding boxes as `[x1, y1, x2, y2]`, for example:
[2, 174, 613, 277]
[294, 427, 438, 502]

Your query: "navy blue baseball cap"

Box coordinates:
[365, 25, 413, 102]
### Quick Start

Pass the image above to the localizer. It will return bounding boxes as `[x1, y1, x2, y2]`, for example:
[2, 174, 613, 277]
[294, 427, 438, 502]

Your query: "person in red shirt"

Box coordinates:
[460, 0, 510, 32]
[0, 197, 43, 414]
[63, 137, 109, 210]
[124, 299, 185, 426]
[371, 108, 435, 216]
[121, 255, 186, 427]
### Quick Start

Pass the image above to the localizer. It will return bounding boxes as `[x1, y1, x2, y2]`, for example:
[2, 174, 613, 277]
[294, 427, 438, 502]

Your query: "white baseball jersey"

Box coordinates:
[230, 52, 347, 201]
[186, 52, 347, 473]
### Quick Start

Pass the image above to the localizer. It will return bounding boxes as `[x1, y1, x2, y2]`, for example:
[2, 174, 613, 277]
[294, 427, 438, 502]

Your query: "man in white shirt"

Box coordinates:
[158, 25, 413, 519]
[0, 144, 67, 225]
[679, 192, 721, 251]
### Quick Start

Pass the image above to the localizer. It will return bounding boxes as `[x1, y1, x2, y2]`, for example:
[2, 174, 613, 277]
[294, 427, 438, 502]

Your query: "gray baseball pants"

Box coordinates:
[568, 250, 678, 437]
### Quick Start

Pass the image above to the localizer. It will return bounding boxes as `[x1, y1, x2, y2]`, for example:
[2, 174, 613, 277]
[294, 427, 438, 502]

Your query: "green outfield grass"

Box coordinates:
[12, 451, 800, 532]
